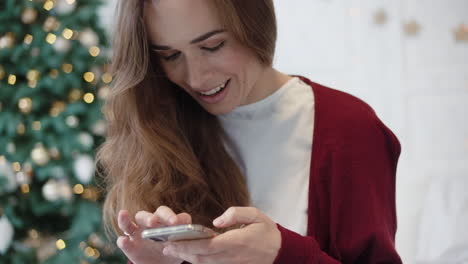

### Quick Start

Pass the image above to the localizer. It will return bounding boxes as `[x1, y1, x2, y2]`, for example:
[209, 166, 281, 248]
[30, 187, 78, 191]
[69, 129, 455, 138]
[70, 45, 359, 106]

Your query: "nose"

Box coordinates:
[185, 55, 209, 90]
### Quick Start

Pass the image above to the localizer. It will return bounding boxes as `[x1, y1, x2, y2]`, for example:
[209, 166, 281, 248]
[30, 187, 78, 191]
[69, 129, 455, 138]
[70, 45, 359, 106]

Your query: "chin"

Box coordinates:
[202, 104, 236, 116]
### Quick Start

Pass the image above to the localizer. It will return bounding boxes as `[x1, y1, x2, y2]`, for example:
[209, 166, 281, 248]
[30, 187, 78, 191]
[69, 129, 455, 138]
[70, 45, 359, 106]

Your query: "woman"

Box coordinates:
[97, 0, 403, 263]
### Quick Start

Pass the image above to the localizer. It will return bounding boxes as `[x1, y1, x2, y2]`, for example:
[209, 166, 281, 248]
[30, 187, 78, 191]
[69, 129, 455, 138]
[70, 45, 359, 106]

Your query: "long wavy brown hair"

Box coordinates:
[97, 0, 277, 237]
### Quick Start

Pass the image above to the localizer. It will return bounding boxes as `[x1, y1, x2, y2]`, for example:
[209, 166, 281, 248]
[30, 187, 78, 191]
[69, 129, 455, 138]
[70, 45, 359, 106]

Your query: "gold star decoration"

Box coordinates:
[404, 20, 421, 36]
[374, 9, 388, 25]
[454, 23, 468, 43]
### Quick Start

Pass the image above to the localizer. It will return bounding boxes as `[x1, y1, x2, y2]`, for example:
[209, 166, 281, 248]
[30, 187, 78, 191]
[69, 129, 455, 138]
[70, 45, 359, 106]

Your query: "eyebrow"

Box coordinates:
[150, 29, 225, 50]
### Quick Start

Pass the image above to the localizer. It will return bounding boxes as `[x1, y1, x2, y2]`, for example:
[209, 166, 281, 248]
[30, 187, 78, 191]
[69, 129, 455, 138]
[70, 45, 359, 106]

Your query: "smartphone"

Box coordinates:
[141, 224, 218, 242]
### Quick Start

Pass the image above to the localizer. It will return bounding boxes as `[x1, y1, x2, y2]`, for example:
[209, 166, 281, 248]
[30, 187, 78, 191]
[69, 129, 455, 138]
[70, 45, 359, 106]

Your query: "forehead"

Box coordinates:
[143, 0, 222, 45]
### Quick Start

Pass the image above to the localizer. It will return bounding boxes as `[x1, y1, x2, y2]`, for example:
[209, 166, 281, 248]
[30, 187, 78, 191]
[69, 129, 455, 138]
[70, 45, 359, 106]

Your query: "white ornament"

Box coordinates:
[91, 120, 107, 136]
[6, 142, 15, 154]
[79, 28, 98, 47]
[53, 37, 71, 53]
[54, 0, 77, 15]
[0, 161, 17, 193]
[73, 155, 95, 184]
[0, 215, 14, 254]
[31, 144, 50, 166]
[78, 132, 94, 149]
[42, 179, 61, 201]
[66, 115, 79, 128]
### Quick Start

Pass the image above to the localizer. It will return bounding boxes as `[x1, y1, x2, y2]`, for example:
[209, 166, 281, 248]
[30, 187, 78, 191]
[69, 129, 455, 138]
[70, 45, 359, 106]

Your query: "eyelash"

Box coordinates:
[162, 41, 226, 62]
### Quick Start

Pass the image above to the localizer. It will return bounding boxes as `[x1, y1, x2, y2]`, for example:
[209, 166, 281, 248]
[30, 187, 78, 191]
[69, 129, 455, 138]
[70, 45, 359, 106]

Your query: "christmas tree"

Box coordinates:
[0, 0, 125, 263]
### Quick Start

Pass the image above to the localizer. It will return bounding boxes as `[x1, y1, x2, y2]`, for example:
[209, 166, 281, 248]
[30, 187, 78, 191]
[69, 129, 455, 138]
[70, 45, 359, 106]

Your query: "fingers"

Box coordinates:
[213, 207, 264, 228]
[175, 212, 192, 225]
[135, 210, 159, 229]
[154, 205, 178, 225]
[118, 210, 139, 236]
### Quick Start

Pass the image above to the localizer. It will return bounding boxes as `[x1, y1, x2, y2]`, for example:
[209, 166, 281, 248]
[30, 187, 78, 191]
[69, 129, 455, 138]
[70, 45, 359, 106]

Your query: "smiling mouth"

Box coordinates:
[197, 79, 231, 96]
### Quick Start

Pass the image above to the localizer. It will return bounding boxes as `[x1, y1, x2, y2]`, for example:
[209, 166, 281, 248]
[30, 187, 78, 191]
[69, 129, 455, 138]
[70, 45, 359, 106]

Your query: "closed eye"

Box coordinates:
[160, 41, 225, 62]
[202, 40, 226, 52]
[162, 52, 181, 61]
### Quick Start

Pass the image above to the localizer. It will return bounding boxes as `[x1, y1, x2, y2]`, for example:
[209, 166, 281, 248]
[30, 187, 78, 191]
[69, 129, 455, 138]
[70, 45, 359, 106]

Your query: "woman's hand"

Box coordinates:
[161, 207, 281, 264]
[117, 206, 192, 264]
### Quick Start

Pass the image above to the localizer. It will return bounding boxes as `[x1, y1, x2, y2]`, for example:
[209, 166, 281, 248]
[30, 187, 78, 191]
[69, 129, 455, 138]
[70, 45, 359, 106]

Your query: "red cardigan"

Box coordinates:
[271, 76, 402, 263]
[129, 77, 402, 264]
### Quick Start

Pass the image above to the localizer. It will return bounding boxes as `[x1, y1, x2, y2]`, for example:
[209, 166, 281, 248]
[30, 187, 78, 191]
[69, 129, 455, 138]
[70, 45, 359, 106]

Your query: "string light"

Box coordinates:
[62, 28, 74, 40]
[89, 46, 100, 57]
[56, 239, 66, 250]
[8, 74, 16, 85]
[46, 33, 57, 44]
[43, 0, 54, 11]
[83, 72, 94, 82]
[83, 93, 94, 104]
[24, 34, 33, 44]
[73, 184, 84, 194]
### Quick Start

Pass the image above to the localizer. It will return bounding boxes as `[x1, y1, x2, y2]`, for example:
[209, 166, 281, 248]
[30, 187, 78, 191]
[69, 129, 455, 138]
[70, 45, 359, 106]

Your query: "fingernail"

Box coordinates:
[162, 247, 170, 255]
[213, 218, 224, 226]
[169, 215, 177, 224]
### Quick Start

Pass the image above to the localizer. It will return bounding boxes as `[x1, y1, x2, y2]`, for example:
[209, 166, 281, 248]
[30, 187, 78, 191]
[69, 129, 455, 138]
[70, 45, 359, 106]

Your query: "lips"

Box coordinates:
[197, 79, 230, 96]
[196, 79, 231, 104]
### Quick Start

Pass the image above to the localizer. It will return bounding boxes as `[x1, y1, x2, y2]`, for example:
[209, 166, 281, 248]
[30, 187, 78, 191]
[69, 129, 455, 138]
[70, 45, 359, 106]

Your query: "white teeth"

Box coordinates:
[200, 82, 226, 96]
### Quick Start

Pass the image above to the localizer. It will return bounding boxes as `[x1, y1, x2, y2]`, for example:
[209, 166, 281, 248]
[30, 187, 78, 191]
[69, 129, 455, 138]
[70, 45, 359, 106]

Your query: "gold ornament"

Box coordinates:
[98, 86, 110, 100]
[21, 8, 38, 24]
[404, 20, 421, 36]
[49, 101, 66, 116]
[101, 72, 113, 84]
[454, 24, 468, 43]
[32, 121, 41, 131]
[27, 69, 40, 81]
[49, 147, 60, 159]
[0, 32, 15, 49]
[43, 16, 60, 32]
[18, 97, 33, 114]
[31, 143, 50, 166]
[62, 63, 73, 73]
[49, 69, 59, 78]
[0, 65, 5, 80]
[68, 88, 82, 102]
[374, 9, 388, 25]
[17, 123, 26, 135]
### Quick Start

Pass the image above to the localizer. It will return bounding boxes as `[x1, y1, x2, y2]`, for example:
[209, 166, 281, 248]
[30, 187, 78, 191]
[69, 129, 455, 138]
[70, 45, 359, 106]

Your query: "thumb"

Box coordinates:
[213, 207, 265, 228]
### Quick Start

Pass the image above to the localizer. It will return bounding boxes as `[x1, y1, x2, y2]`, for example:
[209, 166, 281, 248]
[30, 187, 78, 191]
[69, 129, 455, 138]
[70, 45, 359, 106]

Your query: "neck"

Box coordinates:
[242, 67, 292, 105]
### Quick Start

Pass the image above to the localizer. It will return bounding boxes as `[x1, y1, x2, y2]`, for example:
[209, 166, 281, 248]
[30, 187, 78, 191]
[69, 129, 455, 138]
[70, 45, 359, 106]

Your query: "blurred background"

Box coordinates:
[1, 0, 467, 263]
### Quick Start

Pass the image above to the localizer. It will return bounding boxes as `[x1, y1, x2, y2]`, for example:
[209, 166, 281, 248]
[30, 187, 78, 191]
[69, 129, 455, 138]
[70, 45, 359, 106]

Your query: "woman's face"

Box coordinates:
[144, 0, 267, 115]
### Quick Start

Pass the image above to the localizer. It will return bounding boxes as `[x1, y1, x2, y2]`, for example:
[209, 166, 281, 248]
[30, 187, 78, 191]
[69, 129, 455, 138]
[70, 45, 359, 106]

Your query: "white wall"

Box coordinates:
[100, 1, 468, 263]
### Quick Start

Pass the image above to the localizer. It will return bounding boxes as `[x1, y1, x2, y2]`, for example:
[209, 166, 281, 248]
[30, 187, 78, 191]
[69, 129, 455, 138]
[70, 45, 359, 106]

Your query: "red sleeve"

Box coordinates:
[273, 113, 402, 264]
